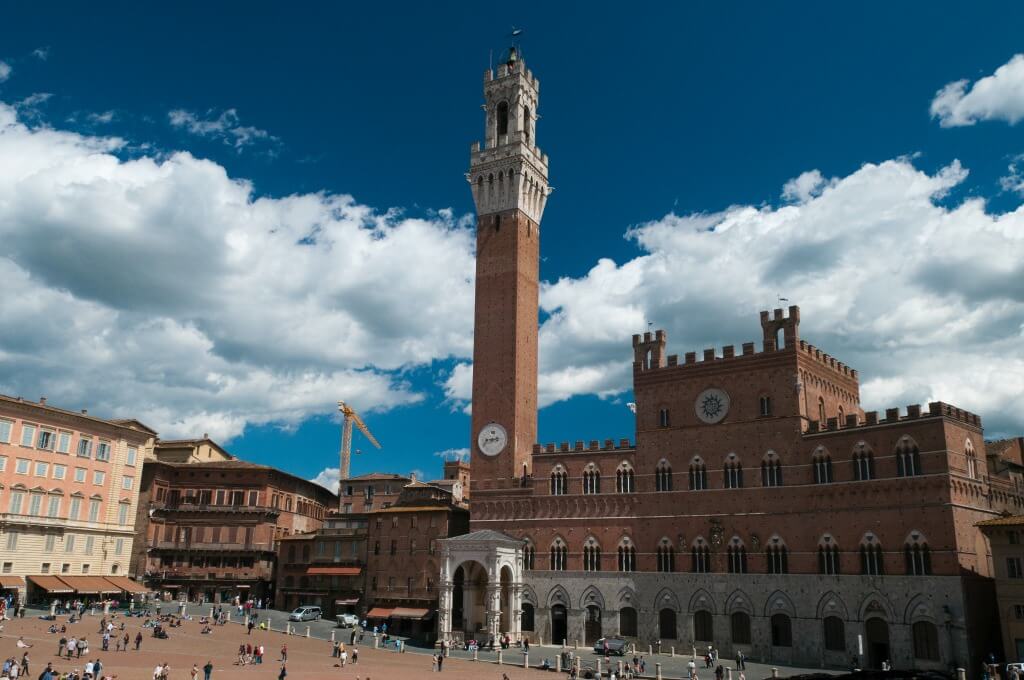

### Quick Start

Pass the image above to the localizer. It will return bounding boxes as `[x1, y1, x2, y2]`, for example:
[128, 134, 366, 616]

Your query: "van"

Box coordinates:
[288, 606, 322, 622]
[593, 636, 628, 656]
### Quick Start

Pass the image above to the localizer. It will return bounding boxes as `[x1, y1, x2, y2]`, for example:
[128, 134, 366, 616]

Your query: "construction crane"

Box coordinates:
[337, 400, 381, 486]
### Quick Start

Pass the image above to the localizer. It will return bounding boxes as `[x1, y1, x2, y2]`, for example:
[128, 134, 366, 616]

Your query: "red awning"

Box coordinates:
[306, 566, 362, 576]
[391, 607, 431, 620]
[28, 575, 74, 593]
[366, 607, 394, 618]
[103, 576, 148, 594]
[0, 576, 25, 589]
[58, 576, 120, 594]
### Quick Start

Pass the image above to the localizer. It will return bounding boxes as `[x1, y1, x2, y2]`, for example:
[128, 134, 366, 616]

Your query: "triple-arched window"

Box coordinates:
[727, 539, 747, 574]
[766, 540, 788, 574]
[550, 466, 567, 495]
[761, 451, 782, 487]
[818, 536, 841, 575]
[813, 447, 833, 484]
[656, 538, 675, 572]
[617, 538, 636, 572]
[583, 537, 601, 572]
[523, 540, 535, 570]
[896, 437, 922, 477]
[905, 533, 932, 575]
[550, 538, 567, 571]
[655, 460, 673, 491]
[853, 442, 875, 481]
[965, 439, 978, 480]
[616, 462, 635, 493]
[582, 464, 601, 494]
[689, 457, 708, 490]
[860, 534, 884, 576]
[692, 539, 710, 573]
[724, 455, 743, 489]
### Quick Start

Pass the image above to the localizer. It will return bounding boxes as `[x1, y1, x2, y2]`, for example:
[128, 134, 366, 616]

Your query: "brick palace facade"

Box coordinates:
[437, 47, 1022, 675]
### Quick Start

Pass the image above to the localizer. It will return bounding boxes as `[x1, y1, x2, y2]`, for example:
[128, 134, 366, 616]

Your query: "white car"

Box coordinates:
[336, 613, 359, 627]
[288, 606, 322, 622]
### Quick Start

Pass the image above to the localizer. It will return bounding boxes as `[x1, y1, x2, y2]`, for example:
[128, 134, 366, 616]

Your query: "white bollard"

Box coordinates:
[331, 630, 335, 643]
[473, 648, 478, 661]
[498, 650, 503, 665]
[728, 668, 733, 680]
[50, 602, 56, 617]
[524, 652, 529, 669]
[574, 639, 579, 650]
[305, 626, 310, 638]
[104, 601, 110, 615]
[957, 669, 966, 680]
[656, 662, 663, 680]
[772, 668, 779, 678]
[210, 607, 215, 618]
[671, 646, 676, 657]
[286, 623, 291, 635]
[373, 635, 379, 649]
[556, 655, 561, 672]
[649, 644, 653, 655]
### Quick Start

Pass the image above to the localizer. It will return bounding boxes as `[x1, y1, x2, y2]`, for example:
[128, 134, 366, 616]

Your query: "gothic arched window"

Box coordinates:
[550, 466, 567, 496]
[853, 442, 875, 481]
[905, 533, 932, 575]
[655, 460, 672, 491]
[859, 534, 884, 576]
[761, 451, 783, 487]
[689, 457, 707, 490]
[818, 536, 841, 575]
[583, 537, 601, 572]
[813, 447, 833, 484]
[616, 462, 635, 493]
[617, 538, 636, 572]
[656, 538, 675, 572]
[691, 538, 710, 573]
[550, 538, 567, 571]
[522, 105, 531, 144]
[818, 397, 826, 424]
[724, 455, 743, 489]
[582, 464, 601, 495]
[727, 539, 748, 574]
[766, 539, 789, 574]
[896, 437, 922, 477]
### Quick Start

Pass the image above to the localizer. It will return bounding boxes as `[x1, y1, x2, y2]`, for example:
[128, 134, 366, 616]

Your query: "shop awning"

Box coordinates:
[0, 576, 25, 589]
[236, 585, 250, 589]
[58, 576, 120, 594]
[335, 598, 359, 606]
[103, 576, 147, 594]
[366, 607, 394, 618]
[28, 575, 74, 593]
[307, 566, 362, 576]
[391, 607, 432, 620]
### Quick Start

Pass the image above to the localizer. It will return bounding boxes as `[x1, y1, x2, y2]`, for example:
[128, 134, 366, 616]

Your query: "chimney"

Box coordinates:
[81, 409, 88, 415]
[410, 472, 417, 483]
[203, 432, 209, 439]
[39, 397, 47, 405]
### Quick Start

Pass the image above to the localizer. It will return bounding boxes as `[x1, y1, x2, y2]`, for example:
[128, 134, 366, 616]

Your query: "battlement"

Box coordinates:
[632, 306, 857, 382]
[484, 59, 539, 87]
[805, 401, 982, 434]
[533, 438, 634, 456]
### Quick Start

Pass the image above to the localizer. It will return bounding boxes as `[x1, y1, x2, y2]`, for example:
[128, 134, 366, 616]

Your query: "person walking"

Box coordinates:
[135, 632, 143, 651]
[737, 651, 746, 671]
[280, 645, 287, 663]
[191, 663, 199, 680]
[203, 660, 213, 680]
[122, 633, 129, 652]
[437, 651, 443, 672]
[352, 647, 358, 665]
[20, 651, 29, 676]
[58, 637, 67, 658]
[277, 664, 286, 680]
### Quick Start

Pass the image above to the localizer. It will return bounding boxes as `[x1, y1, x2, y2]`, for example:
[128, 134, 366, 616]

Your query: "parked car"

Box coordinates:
[592, 636, 627, 655]
[288, 606, 322, 622]
[336, 613, 359, 627]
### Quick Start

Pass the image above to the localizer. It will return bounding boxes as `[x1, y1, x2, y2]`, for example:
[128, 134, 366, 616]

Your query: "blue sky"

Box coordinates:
[1, 3, 1023, 489]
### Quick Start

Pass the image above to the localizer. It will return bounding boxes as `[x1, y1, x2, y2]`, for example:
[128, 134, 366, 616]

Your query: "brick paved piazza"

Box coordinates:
[0, 612, 551, 680]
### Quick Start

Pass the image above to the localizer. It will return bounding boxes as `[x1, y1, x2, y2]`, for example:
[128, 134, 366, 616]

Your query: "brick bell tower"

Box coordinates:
[468, 45, 550, 491]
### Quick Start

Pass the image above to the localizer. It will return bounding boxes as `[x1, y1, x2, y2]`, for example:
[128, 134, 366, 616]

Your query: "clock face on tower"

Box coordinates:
[695, 388, 730, 424]
[477, 422, 508, 457]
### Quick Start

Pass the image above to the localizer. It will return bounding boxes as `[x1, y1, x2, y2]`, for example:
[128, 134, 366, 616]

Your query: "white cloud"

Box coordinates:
[0, 102, 476, 441]
[433, 447, 470, 462]
[32, 47, 49, 61]
[1001, 155, 1024, 196]
[0, 61, 10, 83]
[782, 169, 835, 203]
[169, 108, 276, 150]
[931, 54, 1024, 127]
[310, 467, 340, 494]
[87, 110, 116, 124]
[451, 158, 1024, 437]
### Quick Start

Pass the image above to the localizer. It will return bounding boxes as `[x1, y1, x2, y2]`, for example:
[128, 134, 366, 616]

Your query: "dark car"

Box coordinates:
[592, 636, 627, 656]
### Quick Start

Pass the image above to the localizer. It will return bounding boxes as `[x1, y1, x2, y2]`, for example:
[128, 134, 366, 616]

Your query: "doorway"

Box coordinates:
[551, 605, 567, 646]
[585, 605, 602, 645]
[865, 618, 890, 669]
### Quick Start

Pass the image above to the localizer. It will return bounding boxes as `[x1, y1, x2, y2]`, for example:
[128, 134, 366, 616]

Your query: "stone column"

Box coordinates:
[438, 582, 455, 642]
[510, 584, 523, 640]
[485, 584, 503, 640]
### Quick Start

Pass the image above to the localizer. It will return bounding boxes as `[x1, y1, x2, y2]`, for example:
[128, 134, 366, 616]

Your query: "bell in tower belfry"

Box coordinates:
[467, 44, 551, 492]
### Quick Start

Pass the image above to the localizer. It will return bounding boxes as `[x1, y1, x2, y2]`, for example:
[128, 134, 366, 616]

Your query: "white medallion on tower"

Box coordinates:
[477, 422, 508, 457]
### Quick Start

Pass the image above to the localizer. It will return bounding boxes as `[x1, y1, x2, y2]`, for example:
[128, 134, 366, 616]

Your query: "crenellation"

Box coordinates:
[886, 407, 900, 422]
[742, 342, 755, 355]
[618, 438, 630, 449]
[559, 441, 569, 452]
[806, 401, 983, 435]
[827, 416, 839, 430]
[865, 411, 878, 425]
[574, 440, 584, 451]
[703, 348, 715, 362]
[685, 351, 696, 364]
[589, 440, 599, 451]
[907, 404, 922, 419]
[723, 345, 735, 359]
[603, 439, 614, 450]
[845, 414, 859, 428]
[667, 354, 678, 366]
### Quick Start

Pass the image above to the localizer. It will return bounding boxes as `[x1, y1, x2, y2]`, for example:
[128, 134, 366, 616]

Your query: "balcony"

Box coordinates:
[0, 512, 134, 533]
[146, 567, 273, 582]
[152, 502, 280, 518]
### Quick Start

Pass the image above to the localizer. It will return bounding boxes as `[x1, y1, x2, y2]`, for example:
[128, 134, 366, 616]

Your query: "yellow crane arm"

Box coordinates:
[351, 411, 381, 449]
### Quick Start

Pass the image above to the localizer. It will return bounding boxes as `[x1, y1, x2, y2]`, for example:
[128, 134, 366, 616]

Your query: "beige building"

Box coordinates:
[0, 395, 155, 605]
[978, 441, 1024, 664]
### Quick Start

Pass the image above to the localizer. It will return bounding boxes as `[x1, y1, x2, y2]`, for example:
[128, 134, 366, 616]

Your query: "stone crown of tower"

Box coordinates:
[468, 53, 551, 224]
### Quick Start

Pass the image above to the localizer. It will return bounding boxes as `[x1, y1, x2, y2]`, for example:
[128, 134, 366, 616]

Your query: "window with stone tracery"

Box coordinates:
[689, 458, 707, 490]
[905, 533, 931, 575]
[860, 534, 884, 575]
[656, 538, 675, 572]
[582, 464, 601, 494]
[724, 456, 743, 489]
[766, 540, 788, 574]
[617, 539, 636, 572]
[523, 541, 535, 570]
[616, 462, 635, 493]
[550, 466, 567, 495]
[965, 439, 978, 479]
[727, 539, 747, 574]
[813, 448, 833, 484]
[761, 451, 783, 487]
[896, 437, 922, 477]
[818, 536, 841, 575]
[655, 459, 672, 491]
[691, 539, 710, 573]
[583, 537, 601, 572]
[549, 538, 567, 571]
[853, 443, 875, 481]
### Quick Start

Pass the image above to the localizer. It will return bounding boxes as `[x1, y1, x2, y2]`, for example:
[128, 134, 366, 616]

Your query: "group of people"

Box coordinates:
[235, 643, 266, 665]
[0, 654, 30, 680]
[330, 641, 358, 667]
